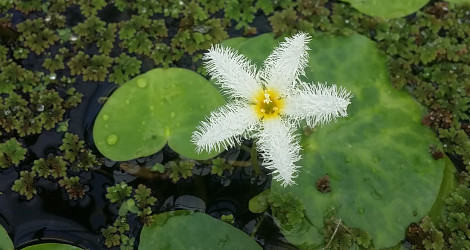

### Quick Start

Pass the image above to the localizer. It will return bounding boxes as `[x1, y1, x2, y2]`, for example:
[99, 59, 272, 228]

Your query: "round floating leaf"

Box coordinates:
[22, 243, 82, 250]
[0, 224, 13, 250]
[93, 68, 226, 161]
[447, 0, 470, 3]
[342, 0, 429, 19]
[139, 211, 262, 250]
[231, 33, 446, 248]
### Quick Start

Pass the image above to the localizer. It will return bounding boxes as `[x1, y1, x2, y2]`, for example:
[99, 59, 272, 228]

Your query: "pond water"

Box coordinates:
[2, 1, 468, 249]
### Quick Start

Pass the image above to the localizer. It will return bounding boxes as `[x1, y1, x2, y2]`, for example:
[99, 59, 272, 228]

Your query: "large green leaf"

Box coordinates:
[139, 211, 262, 250]
[341, 0, 429, 19]
[0, 224, 13, 250]
[231, 33, 446, 248]
[22, 243, 82, 250]
[93, 68, 226, 161]
[447, 0, 470, 3]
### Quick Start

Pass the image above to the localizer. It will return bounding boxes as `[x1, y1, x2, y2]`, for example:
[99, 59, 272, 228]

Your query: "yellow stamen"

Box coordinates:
[253, 89, 284, 120]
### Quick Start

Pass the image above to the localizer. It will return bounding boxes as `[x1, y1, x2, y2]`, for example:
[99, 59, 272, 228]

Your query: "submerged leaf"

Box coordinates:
[139, 211, 261, 250]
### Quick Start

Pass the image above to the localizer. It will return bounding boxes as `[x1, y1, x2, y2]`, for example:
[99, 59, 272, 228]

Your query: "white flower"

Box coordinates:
[192, 33, 352, 187]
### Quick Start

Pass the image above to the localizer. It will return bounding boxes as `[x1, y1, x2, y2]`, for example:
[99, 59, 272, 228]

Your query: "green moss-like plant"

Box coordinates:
[13, 47, 29, 60]
[171, 18, 229, 54]
[119, 16, 167, 56]
[167, 160, 194, 183]
[323, 212, 373, 250]
[16, 18, 59, 54]
[43, 54, 65, 73]
[0, 93, 27, 132]
[100, 225, 120, 248]
[211, 157, 234, 176]
[59, 176, 86, 200]
[72, 16, 116, 55]
[421, 216, 445, 250]
[0, 138, 27, 168]
[220, 214, 234, 225]
[108, 53, 142, 85]
[30, 90, 65, 130]
[74, 150, 97, 171]
[15, 110, 43, 137]
[134, 184, 157, 209]
[0, 62, 40, 94]
[82, 54, 113, 82]
[78, 0, 106, 17]
[11, 171, 37, 200]
[224, 0, 256, 30]
[268, 191, 305, 232]
[67, 51, 89, 76]
[59, 133, 84, 162]
[64, 87, 83, 109]
[32, 155, 67, 179]
[14, 0, 42, 14]
[106, 182, 132, 203]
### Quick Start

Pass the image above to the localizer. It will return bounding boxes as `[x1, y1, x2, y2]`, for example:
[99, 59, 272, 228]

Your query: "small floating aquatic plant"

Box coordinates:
[192, 33, 352, 186]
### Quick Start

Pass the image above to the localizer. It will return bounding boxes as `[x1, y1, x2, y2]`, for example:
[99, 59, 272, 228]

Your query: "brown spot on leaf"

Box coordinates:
[429, 145, 445, 160]
[316, 175, 331, 193]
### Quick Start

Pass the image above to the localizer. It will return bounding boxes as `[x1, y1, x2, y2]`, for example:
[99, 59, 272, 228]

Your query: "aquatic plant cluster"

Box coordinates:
[0, 0, 469, 249]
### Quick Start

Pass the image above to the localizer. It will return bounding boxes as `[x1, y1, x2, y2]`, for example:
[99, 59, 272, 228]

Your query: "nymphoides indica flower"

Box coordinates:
[191, 33, 352, 187]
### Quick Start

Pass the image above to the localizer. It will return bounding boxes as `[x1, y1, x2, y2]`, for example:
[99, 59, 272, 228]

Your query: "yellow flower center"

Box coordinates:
[253, 88, 284, 119]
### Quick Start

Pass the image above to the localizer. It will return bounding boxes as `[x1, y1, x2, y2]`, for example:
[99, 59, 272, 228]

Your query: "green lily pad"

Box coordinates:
[231, 33, 445, 248]
[447, 0, 470, 3]
[22, 243, 82, 250]
[342, 0, 429, 19]
[139, 211, 262, 250]
[0, 224, 13, 250]
[93, 68, 226, 161]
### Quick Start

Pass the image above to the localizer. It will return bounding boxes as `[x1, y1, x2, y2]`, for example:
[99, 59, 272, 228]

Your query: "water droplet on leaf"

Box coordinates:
[136, 78, 147, 88]
[102, 114, 109, 121]
[106, 134, 119, 145]
[170, 112, 176, 118]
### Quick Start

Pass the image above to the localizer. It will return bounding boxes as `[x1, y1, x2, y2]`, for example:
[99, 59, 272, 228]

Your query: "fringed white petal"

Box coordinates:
[283, 82, 352, 127]
[261, 32, 311, 94]
[203, 45, 260, 100]
[191, 102, 259, 153]
[256, 119, 301, 187]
